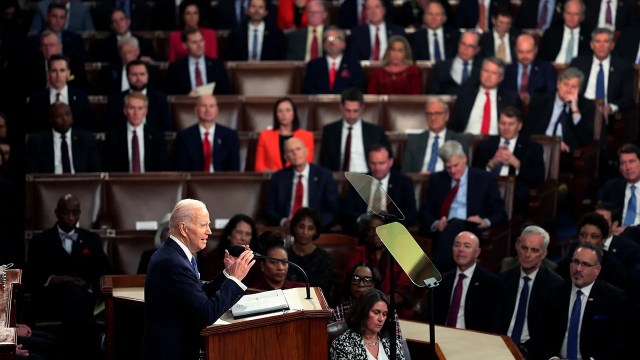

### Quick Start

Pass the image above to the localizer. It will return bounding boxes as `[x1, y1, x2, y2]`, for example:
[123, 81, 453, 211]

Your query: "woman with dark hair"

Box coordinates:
[367, 35, 423, 95]
[251, 231, 305, 290]
[254, 97, 314, 172]
[330, 289, 405, 359]
[277, 0, 309, 30]
[168, 0, 218, 62]
[286, 207, 333, 296]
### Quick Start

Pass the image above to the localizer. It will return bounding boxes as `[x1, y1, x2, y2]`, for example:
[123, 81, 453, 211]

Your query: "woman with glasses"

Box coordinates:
[251, 231, 305, 290]
[366, 35, 423, 95]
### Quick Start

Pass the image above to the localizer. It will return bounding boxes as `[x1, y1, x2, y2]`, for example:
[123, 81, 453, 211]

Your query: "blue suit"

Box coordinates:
[347, 23, 406, 61]
[143, 238, 245, 360]
[302, 56, 364, 94]
[502, 60, 557, 97]
[265, 164, 339, 229]
[173, 123, 240, 171]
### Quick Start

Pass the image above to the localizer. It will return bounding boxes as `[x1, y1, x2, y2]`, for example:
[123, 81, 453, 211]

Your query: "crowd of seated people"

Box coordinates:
[4, 0, 640, 358]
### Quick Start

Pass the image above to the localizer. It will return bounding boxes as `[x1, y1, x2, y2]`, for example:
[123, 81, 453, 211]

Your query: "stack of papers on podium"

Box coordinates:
[231, 289, 290, 319]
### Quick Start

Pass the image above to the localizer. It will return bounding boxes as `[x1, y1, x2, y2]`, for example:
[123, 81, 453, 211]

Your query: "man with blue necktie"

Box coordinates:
[602, 144, 640, 238]
[429, 30, 482, 95]
[226, 0, 286, 61]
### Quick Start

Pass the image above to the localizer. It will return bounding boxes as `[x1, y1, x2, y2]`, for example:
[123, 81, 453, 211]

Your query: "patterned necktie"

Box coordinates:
[251, 28, 259, 60]
[520, 64, 529, 97]
[190, 256, 199, 279]
[433, 32, 442, 62]
[343, 126, 353, 171]
[131, 129, 141, 173]
[61, 133, 71, 173]
[372, 26, 381, 61]
[194, 61, 203, 87]
[447, 273, 466, 327]
[566, 31, 575, 64]
[440, 180, 460, 218]
[291, 174, 304, 217]
[567, 290, 583, 360]
[537, 0, 549, 30]
[329, 61, 337, 90]
[310, 28, 319, 59]
[496, 38, 506, 62]
[462, 61, 470, 84]
[510, 276, 531, 345]
[202, 131, 212, 172]
[480, 90, 491, 135]
[427, 135, 440, 172]
[624, 185, 637, 226]
[596, 63, 605, 99]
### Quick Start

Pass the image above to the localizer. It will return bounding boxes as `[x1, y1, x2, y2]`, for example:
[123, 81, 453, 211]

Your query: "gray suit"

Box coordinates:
[286, 27, 325, 61]
[30, 0, 95, 35]
[401, 130, 469, 173]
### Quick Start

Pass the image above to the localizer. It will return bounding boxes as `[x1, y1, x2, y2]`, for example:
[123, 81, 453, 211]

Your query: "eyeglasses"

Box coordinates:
[570, 259, 597, 268]
[351, 275, 374, 286]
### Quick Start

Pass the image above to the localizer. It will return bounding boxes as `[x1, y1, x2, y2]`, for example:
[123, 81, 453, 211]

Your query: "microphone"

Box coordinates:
[228, 245, 312, 299]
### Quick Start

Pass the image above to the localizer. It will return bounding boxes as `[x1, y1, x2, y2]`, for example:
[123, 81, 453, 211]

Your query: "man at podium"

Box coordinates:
[143, 199, 256, 360]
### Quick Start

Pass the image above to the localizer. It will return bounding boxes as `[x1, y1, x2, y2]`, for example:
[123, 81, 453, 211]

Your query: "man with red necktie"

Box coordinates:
[347, 0, 406, 61]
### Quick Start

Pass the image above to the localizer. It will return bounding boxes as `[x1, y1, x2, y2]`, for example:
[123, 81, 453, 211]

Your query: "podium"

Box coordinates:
[0, 269, 21, 360]
[101, 275, 331, 360]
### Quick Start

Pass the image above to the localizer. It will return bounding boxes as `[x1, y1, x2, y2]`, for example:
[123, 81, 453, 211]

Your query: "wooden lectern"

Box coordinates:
[101, 275, 331, 360]
[0, 269, 21, 360]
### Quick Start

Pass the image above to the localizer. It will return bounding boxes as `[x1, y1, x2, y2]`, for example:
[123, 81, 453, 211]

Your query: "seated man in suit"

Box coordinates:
[433, 231, 500, 332]
[29, 0, 94, 35]
[319, 87, 389, 172]
[26, 102, 101, 174]
[302, 26, 364, 94]
[401, 97, 468, 173]
[166, 28, 232, 95]
[450, 57, 520, 135]
[88, 8, 156, 64]
[454, 0, 510, 31]
[419, 140, 508, 272]
[428, 30, 481, 95]
[104, 60, 172, 132]
[595, 202, 640, 274]
[602, 144, 640, 236]
[94, 0, 150, 31]
[173, 95, 240, 172]
[544, 243, 628, 360]
[265, 137, 339, 229]
[479, 9, 518, 65]
[583, 0, 637, 31]
[103, 92, 169, 172]
[473, 106, 545, 217]
[342, 144, 417, 234]
[515, 0, 564, 32]
[347, 0, 405, 61]
[227, 0, 286, 61]
[27, 54, 93, 133]
[409, 0, 458, 62]
[498, 226, 565, 359]
[502, 33, 557, 101]
[539, 0, 593, 63]
[27, 2, 86, 62]
[525, 67, 594, 170]
[337, 0, 394, 30]
[286, 0, 327, 61]
[25, 194, 110, 359]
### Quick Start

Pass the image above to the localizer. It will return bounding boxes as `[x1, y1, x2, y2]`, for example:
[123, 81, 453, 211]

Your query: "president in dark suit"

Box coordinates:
[473, 107, 545, 216]
[428, 30, 482, 95]
[432, 231, 500, 333]
[319, 88, 389, 172]
[143, 199, 255, 360]
[226, 0, 286, 61]
[26, 102, 101, 174]
[265, 137, 339, 229]
[538, 0, 593, 63]
[419, 140, 508, 272]
[498, 226, 564, 359]
[173, 95, 240, 172]
[409, 0, 458, 62]
[454, 0, 510, 30]
[166, 29, 232, 95]
[543, 244, 628, 360]
[601, 144, 640, 234]
[302, 26, 364, 94]
[502, 33, 557, 99]
[346, 0, 405, 61]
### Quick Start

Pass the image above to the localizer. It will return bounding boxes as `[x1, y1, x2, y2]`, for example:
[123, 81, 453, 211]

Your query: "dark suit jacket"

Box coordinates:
[515, 0, 564, 29]
[30, 0, 94, 34]
[88, 32, 156, 63]
[347, 23, 406, 61]
[538, 24, 592, 62]
[337, 0, 395, 30]
[286, 27, 311, 60]
[143, 239, 245, 360]
[556, 245, 628, 292]
[319, 120, 390, 171]
[479, 29, 519, 61]
[97, 61, 162, 96]
[226, 23, 287, 61]
[104, 89, 172, 132]
[94, 0, 151, 31]
[428, 56, 482, 95]
[433, 265, 500, 332]
[419, 166, 508, 230]
[449, 84, 521, 133]
[27, 31, 87, 63]
[26, 129, 102, 174]
[544, 280, 628, 360]
[173, 123, 240, 171]
[584, 0, 637, 31]
[608, 235, 640, 273]
[401, 130, 469, 173]
[302, 56, 364, 94]
[341, 171, 417, 231]
[501, 60, 557, 97]
[454, 0, 510, 29]
[265, 163, 340, 228]
[27, 87, 93, 133]
[166, 56, 232, 95]
[602, 177, 630, 218]
[614, 24, 640, 63]
[409, 27, 459, 62]
[103, 125, 169, 172]
[24, 54, 88, 96]
[472, 135, 545, 214]
[498, 266, 564, 359]
[524, 92, 594, 150]
[569, 55, 635, 111]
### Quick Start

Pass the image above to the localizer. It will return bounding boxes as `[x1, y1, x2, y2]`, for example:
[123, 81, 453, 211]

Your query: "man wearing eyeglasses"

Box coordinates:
[544, 243, 627, 360]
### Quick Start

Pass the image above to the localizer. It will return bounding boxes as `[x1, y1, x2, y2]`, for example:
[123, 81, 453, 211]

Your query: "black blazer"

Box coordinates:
[433, 265, 500, 333]
[347, 23, 406, 61]
[98, 62, 162, 96]
[319, 120, 390, 171]
[173, 123, 240, 171]
[501, 60, 557, 97]
[166, 56, 232, 95]
[409, 27, 459, 61]
[301, 56, 365, 94]
[569, 55, 635, 112]
[226, 23, 287, 61]
[602, 177, 629, 217]
[479, 29, 519, 61]
[337, 0, 395, 30]
[515, 0, 564, 29]
[104, 89, 172, 132]
[449, 84, 521, 133]
[26, 129, 102, 174]
[614, 24, 640, 63]
[27, 30, 87, 63]
[103, 125, 169, 172]
[428, 56, 482, 95]
[24, 54, 88, 96]
[88, 33, 156, 63]
[538, 24, 592, 62]
[27, 87, 94, 133]
[584, 0, 637, 31]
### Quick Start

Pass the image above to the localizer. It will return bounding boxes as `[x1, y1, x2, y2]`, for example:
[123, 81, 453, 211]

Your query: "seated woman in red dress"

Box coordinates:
[168, 0, 218, 62]
[250, 231, 306, 291]
[366, 35, 423, 95]
[277, 0, 309, 30]
[254, 97, 314, 172]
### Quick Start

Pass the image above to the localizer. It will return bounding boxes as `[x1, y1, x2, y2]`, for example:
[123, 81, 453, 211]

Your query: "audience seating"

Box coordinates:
[241, 95, 312, 131]
[227, 61, 305, 96]
[529, 135, 562, 249]
[106, 230, 156, 275]
[88, 95, 108, 130]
